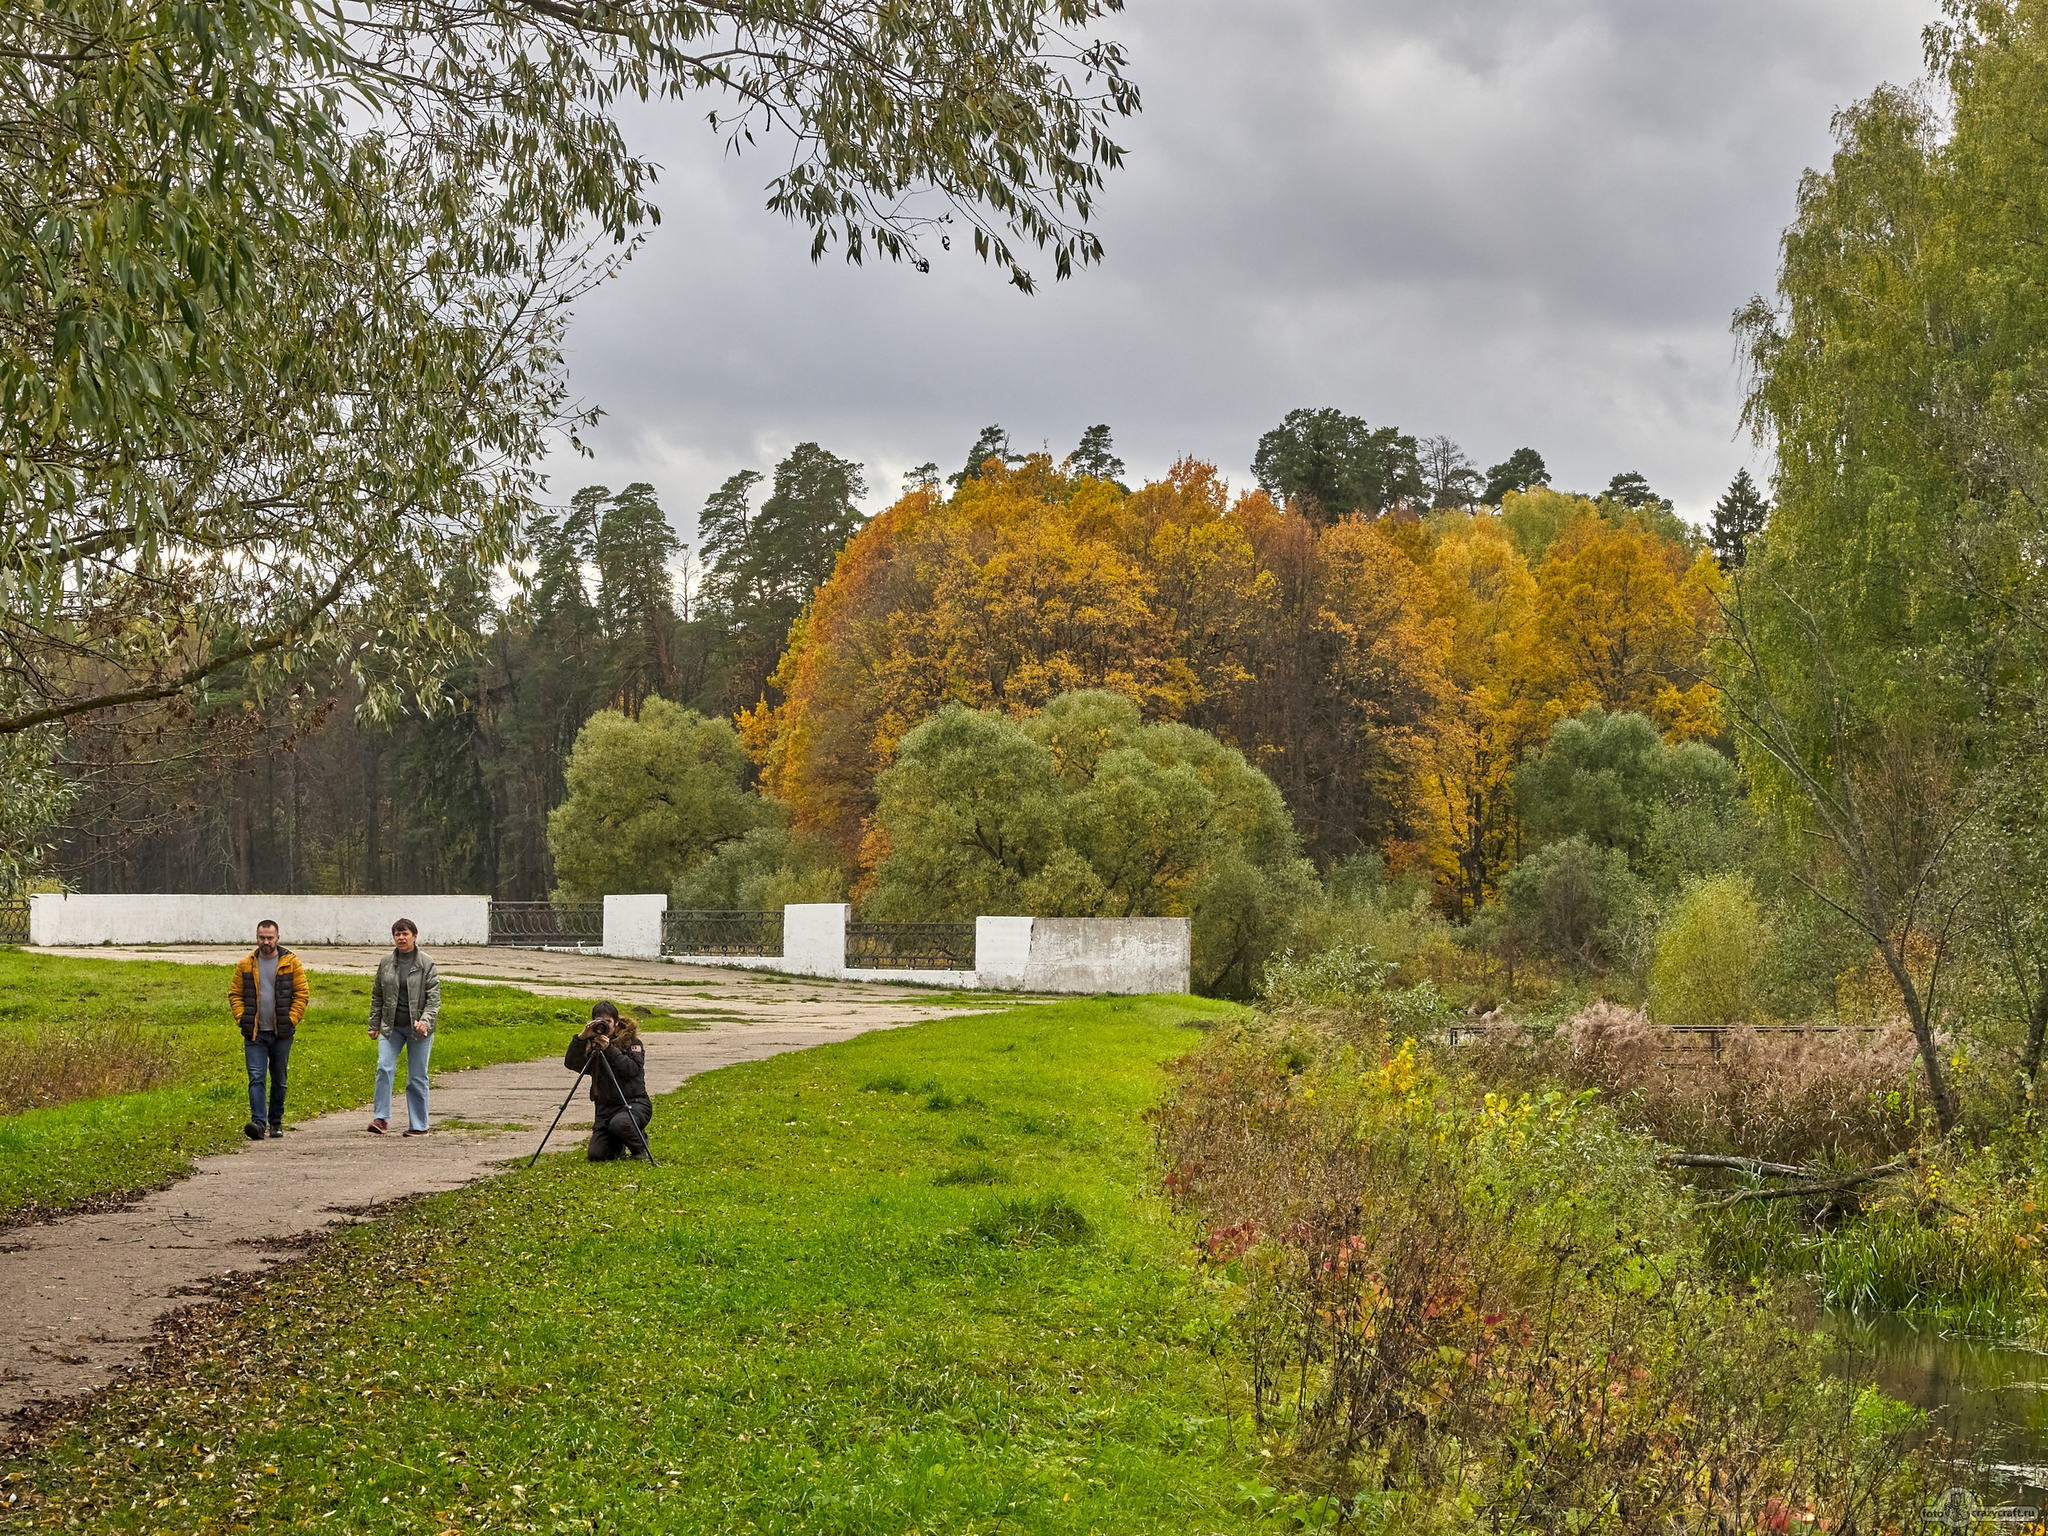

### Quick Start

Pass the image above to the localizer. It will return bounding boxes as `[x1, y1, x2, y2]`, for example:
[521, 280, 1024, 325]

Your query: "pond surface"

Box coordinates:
[1828, 1311, 2048, 1504]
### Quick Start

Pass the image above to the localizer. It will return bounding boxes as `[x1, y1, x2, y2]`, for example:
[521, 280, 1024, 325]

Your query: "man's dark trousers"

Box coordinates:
[245, 1034, 291, 1129]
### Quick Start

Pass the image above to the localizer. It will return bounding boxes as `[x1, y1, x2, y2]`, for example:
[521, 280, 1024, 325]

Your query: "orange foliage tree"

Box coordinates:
[745, 457, 1725, 906]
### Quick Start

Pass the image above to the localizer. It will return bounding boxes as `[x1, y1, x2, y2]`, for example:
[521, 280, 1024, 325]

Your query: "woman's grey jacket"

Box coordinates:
[369, 949, 442, 1038]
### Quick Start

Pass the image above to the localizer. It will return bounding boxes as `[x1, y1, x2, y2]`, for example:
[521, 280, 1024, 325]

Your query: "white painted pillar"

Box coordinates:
[602, 893, 668, 959]
[975, 916, 1034, 988]
[782, 903, 848, 978]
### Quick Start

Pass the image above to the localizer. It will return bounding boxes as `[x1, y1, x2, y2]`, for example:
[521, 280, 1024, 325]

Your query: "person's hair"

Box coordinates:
[391, 917, 418, 936]
[608, 1015, 641, 1049]
[256, 919, 278, 933]
[590, 1000, 620, 1021]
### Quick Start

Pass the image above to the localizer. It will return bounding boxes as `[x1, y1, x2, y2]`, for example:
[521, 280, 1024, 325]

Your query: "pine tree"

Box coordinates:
[1605, 471, 1664, 509]
[698, 469, 764, 614]
[949, 424, 1020, 488]
[594, 482, 681, 714]
[700, 444, 868, 710]
[755, 444, 868, 608]
[1482, 447, 1550, 504]
[1710, 469, 1769, 569]
[1066, 424, 1126, 486]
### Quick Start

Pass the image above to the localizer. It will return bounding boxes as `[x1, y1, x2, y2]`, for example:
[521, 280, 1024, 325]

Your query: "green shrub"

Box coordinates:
[547, 700, 769, 897]
[671, 821, 848, 909]
[1649, 873, 1772, 1027]
[1152, 1018, 1929, 1524]
[1500, 834, 1643, 971]
[863, 690, 1314, 996]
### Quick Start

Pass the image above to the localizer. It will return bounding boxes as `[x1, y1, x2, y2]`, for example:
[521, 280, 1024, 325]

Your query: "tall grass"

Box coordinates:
[0, 1017, 193, 1113]
[1707, 1146, 2048, 1335]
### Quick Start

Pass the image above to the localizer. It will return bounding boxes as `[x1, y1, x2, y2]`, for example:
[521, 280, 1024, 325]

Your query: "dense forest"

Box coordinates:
[41, 416, 1751, 916]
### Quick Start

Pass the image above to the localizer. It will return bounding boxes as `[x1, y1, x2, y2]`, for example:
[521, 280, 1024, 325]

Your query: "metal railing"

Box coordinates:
[0, 899, 25, 945]
[662, 909, 783, 958]
[1443, 1020, 1886, 1060]
[487, 900, 603, 948]
[846, 920, 976, 971]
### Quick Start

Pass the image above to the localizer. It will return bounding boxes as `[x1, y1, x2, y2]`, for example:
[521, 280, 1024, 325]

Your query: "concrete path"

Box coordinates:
[3, 949, 1008, 1430]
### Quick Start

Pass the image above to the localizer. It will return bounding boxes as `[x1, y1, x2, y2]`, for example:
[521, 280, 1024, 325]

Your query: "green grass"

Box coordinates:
[0, 950, 694, 1221]
[5, 995, 1274, 1533]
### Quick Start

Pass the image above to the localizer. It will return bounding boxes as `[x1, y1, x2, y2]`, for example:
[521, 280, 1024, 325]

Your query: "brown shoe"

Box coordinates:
[403, 1127, 429, 1137]
[367, 1118, 388, 1135]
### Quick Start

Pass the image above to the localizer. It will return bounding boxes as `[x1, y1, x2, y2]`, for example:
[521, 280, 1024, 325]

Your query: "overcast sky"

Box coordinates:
[541, 0, 1935, 540]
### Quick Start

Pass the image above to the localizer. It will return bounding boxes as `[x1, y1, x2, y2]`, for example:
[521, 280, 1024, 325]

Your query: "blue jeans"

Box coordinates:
[244, 1033, 291, 1128]
[375, 1030, 434, 1131]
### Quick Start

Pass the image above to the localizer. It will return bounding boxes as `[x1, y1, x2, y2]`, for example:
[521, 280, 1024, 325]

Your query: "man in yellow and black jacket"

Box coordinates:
[229, 920, 309, 1141]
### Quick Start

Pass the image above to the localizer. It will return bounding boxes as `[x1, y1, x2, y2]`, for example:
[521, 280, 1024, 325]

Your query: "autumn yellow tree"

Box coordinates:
[1531, 512, 1722, 739]
[1126, 461, 1275, 731]
[1418, 515, 1545, 915]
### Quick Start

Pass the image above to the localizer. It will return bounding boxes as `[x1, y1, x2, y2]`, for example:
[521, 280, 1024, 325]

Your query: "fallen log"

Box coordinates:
[1657, 1152, 1810, 1179]
[1701, 1157, 1918, 1210]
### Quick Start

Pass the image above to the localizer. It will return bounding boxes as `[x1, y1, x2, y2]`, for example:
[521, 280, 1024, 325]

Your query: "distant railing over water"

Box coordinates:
[0, 900, 25, 945]
[487, 900, 602, 948]
[662, 909, 783, 958]
[846, 920, 976, 972]
[1442, 1020, 1885, 1060]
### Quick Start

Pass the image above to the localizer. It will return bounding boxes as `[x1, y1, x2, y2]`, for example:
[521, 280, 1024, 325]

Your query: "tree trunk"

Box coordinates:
[2022, 976, 2048, 1104]
[364, 740, 382, 894]
[1875, 931, 1957, 1136]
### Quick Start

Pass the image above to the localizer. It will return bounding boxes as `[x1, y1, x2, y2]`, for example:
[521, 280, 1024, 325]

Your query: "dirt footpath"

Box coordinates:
[3, 948, 1004, 1428]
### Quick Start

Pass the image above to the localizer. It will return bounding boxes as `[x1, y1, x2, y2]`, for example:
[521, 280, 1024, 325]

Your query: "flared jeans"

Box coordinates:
[375, 1030, 434, 1131]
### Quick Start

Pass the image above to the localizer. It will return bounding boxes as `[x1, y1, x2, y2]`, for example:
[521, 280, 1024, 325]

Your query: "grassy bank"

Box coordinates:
[4, 994, 1273, 1534]
[0, 951, 691, 1222]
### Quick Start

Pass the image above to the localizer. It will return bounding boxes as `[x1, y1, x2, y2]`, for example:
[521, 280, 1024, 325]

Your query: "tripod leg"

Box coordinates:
[594, 1050, 659, 1167]
[528, 1057, 594, 1169]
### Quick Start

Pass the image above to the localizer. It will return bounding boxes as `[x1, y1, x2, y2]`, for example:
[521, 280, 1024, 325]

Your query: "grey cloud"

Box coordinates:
[543, 0, 1934, 538]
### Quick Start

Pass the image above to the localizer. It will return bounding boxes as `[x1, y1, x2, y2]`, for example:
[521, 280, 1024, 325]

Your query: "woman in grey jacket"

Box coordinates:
[367, 918, 441, 1135]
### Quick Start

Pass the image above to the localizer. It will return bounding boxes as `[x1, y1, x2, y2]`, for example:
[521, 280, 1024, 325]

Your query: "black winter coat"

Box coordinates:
[565, 1034, 650, 1111]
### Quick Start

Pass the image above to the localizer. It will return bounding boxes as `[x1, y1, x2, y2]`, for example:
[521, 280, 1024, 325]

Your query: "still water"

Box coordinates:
[1828, 1311, 2048, 1503]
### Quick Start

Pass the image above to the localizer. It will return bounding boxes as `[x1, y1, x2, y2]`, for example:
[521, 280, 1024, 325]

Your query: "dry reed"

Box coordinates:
[1468, 1000, 1925, 1164]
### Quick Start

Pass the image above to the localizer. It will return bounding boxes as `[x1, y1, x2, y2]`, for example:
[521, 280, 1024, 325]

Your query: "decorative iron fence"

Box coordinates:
[487, 900, 603, 948]
[0, 899, 26, 945]
[662, 909, 783, 958]
[846, 921, 975, 971]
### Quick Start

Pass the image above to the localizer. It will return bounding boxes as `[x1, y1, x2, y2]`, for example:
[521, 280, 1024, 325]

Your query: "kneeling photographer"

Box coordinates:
[563, 1001, 653, 1162]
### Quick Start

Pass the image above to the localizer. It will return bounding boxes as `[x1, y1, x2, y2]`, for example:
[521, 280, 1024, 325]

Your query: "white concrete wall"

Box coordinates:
[842, 969, 981, 987]
[782, 903, 848, 978]
[656, 908, 1187, 993]
[974, 916, 1034, 987]
[602, 893, 667, 959]
[1011, 916, 1190, 995]
[27, 894, 490, 947]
